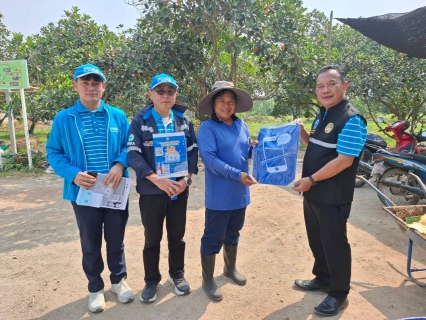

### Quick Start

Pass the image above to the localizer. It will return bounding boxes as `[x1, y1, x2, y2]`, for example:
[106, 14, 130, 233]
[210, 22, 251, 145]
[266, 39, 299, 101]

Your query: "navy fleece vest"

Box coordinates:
[302, 98, 366, 204]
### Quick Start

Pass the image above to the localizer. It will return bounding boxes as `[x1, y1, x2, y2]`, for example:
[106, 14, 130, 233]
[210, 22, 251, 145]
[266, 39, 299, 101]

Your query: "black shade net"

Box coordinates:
[336, 6, 426, 58]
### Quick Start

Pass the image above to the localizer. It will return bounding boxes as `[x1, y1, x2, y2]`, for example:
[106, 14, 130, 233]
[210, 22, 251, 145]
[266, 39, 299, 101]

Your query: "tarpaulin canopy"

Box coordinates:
[336, 6, 426, 59]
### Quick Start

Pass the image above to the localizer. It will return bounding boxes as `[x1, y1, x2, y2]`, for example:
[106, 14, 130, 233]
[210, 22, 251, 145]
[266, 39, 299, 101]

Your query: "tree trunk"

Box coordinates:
[0, 113, 8, 127]
[29, 121, 37, 135]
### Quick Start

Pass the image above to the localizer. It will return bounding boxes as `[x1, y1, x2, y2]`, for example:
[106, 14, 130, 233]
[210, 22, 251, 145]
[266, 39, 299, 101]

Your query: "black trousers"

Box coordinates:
[72, 202, 129, 293]
[303, 197, 351, 299]
[139, 188, 189, 285]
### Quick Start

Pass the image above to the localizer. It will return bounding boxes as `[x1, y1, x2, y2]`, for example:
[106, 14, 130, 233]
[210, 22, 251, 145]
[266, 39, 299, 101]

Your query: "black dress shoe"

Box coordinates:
[294, 279, 330, 293]
[314, 295, 348, 316]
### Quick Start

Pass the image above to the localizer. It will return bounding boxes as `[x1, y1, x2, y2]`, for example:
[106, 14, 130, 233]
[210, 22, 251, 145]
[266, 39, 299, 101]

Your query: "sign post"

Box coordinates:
[0, 60, 32, 169]
[5, 89, 17, 154]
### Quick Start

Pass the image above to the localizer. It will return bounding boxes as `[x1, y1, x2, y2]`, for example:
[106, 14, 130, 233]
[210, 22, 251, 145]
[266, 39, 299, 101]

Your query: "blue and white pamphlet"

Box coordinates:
[253, 123, 299, 186]
[153, 132, 188, 179]
[76, 173, 132, 210]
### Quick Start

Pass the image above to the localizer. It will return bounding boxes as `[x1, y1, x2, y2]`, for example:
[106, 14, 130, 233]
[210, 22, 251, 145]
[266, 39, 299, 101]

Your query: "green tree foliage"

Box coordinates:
[20, 7, 141, 133]
[271, 9, 332, 119]
[249, 99, 275, 117]
[0, 17, 27, 128]
[0, 14, 10, 61]
[3, 7, 149, 133]
[125, 0, 310, 114]
[334, 25, 426, 132]
[0, 14, 12, 126]
[2, 4, 426, 133]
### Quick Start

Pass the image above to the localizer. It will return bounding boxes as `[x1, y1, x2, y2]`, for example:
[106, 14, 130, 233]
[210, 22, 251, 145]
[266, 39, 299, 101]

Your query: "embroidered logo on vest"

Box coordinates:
[143, 140, 153, 147]
[325, 123, 334, 133]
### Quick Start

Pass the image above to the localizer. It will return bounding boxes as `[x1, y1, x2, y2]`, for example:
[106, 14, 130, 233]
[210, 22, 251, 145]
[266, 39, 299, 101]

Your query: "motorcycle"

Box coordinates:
[355, 117, 426, 188]
[372, 149, 426, 206]
[376, 117, 426, 154]
[355, 134, 387, 187]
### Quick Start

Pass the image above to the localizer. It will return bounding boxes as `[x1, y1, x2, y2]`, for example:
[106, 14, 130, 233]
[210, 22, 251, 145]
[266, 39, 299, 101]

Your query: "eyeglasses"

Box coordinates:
[153, 89, 177, 96]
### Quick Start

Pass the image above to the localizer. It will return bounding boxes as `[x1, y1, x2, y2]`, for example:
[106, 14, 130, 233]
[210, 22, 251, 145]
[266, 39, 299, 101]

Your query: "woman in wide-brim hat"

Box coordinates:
[196, 81, 258, 301]
[197, 81, 253, 117]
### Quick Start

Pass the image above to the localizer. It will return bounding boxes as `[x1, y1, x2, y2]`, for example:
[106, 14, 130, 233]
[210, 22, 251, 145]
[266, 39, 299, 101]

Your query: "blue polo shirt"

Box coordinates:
[78, 102, 109, 174]
[337, 115, 367, 157]
[322, 111, 367, 157]
[151, 107, 175, 133]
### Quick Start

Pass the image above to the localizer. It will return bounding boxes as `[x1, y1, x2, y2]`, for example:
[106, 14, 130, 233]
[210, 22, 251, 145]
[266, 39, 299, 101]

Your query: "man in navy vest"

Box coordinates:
[292, 65, 367, 317]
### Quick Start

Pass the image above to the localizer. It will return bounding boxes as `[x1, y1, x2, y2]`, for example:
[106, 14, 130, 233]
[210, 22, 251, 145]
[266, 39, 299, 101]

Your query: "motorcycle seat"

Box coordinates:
[393, 151, 426, 164]
[366, 134, 387, 148]
[417, 135, 426, 143]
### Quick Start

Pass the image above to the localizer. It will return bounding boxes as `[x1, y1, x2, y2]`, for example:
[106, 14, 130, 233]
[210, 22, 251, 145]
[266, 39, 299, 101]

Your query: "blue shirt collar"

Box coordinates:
[76, 99, 105, 113]
[151, 107, 174, 122]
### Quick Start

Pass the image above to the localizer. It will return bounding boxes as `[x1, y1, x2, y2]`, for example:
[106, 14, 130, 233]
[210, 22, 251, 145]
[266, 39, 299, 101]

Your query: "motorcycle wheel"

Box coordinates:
[376, 168, 420, 206]
[355, 148, 373, 188]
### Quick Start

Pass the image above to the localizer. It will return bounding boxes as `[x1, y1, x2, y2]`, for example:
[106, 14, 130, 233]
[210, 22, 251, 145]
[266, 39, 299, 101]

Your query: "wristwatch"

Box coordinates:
[183, 177, 192, 186]
[308, 175, 317, 186]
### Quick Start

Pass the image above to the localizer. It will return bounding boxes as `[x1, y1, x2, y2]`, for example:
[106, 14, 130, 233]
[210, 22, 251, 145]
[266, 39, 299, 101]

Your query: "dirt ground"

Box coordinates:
[2, 158, 426, 320]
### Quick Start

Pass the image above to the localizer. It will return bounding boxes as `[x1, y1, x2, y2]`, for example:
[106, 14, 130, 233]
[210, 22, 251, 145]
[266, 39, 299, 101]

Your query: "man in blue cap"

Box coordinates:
[127, 73, 198, 302]
[46, 63, 134, 313]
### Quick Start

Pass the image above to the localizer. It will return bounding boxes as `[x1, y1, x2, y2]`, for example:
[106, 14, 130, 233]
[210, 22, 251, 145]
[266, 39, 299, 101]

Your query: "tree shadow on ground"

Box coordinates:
[1, 174, 78, 253]
[263, 290, 340, 320]
[35, 283, 216, 320]
[0, 168, 205, 254]
[263, 282, 426, 320]
[355, 280, 426, 319]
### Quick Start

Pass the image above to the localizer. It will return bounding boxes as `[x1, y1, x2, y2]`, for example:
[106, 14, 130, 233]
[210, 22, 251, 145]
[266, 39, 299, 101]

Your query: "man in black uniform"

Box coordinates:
[292, 65, 367, 316]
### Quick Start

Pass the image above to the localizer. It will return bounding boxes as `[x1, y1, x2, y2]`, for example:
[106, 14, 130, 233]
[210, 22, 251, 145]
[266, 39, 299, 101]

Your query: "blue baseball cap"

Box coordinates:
[150, 73, 178, 90]
[73, 64, 106, 82]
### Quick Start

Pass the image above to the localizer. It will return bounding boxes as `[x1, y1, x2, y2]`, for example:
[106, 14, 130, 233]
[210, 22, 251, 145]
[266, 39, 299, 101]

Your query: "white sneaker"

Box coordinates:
[88, 289, 105, 313]
[111, 278, 134, 303]
[45, 166, 55, 174]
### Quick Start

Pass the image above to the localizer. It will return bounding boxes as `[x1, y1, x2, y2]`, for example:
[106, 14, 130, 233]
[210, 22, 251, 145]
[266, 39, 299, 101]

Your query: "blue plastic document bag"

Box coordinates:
[253, 123, 299, 186]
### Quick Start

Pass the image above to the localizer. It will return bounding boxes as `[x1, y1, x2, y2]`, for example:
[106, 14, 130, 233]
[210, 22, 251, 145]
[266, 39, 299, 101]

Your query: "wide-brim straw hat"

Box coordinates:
[197, 81, 253, 115]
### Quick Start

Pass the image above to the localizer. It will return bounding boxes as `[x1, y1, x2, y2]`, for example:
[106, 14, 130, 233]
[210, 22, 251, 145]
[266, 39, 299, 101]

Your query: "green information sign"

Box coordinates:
[0, 60, 30, 89]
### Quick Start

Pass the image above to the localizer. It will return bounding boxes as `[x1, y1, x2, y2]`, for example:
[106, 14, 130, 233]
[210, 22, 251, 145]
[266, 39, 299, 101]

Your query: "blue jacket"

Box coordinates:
[46, 100, 130, 201]
[127, 103, 198, 195]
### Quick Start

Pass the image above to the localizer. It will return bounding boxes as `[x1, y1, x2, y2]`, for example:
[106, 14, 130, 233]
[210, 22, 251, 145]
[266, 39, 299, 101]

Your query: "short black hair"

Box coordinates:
[317, 65, 346, 82]
[77, 74, 104, 82]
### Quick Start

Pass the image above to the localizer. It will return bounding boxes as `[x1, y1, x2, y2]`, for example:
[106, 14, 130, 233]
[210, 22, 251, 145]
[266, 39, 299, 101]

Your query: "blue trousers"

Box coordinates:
[72, 202, 129, 293]
[201, 207, 246, 255]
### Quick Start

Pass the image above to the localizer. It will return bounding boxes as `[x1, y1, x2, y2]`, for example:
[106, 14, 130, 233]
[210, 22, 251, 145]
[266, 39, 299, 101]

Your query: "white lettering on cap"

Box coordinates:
[157, 77, 172, 82]
[83, 67, 100, 74]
